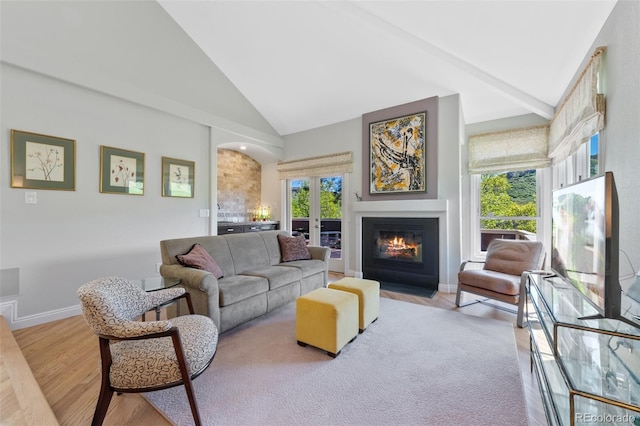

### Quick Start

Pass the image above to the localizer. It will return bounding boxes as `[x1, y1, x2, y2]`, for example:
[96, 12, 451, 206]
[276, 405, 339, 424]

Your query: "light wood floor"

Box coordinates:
[12, 274, 546, 425]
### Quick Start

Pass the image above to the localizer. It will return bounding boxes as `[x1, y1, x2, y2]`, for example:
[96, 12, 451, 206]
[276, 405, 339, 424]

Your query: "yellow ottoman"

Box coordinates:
[296, 288, 358, 357]
[328, 277, 380, 332]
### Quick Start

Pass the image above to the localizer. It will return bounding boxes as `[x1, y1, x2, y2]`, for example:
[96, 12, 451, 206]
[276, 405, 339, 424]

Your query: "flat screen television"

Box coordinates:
[551, 172, 621, 321]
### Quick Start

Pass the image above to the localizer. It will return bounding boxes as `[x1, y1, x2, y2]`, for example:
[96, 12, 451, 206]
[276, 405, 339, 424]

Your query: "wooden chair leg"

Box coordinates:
[183, 374, 201, 426]
[92, 337, 114, 426]
[172, 330, 202, 426]
[91, 386, 114, 426]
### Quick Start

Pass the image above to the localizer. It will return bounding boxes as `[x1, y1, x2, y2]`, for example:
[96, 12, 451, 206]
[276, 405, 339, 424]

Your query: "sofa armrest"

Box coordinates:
[307, 246, 331, 284]
[307, 246, 330, 262]
[159, 264, 221, 329]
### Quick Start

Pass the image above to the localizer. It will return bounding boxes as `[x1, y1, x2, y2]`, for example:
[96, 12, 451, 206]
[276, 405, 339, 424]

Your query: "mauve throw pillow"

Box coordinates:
[176, 243, 223, 279]
[278, 234, 312, 262]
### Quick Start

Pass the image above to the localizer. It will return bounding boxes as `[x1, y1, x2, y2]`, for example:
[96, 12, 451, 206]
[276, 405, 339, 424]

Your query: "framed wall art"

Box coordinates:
[10, 129, 76, 190]
[361, 96, 438, 201]
[369, 112, 426, 194]
[162, 156, 194, 198]
[99, 145, 145, 195]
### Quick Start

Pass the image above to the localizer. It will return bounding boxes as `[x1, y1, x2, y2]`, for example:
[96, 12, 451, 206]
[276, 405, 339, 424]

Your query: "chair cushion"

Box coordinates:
[458, 269, 521, 296]
[484, 240, 544, 276]
[109, 314, 218, 390]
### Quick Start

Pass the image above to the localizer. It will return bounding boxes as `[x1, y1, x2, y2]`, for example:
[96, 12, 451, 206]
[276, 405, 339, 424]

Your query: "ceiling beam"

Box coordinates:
[326, 2, 555, 120]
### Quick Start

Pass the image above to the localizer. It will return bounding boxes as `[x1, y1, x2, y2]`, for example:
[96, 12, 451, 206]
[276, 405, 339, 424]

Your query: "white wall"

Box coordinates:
[1, 64, 211, 324]
[0, 1, 284, 328]
[590, 0, 640, 286]
[281, 118, 362, 272]
[438, 95, 463, 286]
[0, 0, 279, 138]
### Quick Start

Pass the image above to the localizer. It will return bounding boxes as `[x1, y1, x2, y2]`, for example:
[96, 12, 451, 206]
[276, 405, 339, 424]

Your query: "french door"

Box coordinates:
[288, 175, 343, 273]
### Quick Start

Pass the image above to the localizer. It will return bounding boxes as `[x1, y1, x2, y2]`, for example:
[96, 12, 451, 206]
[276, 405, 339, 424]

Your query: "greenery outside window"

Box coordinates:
[290, 177, 342, 219]
[588, 133, 600, 177]
[478, 170, 540, 252]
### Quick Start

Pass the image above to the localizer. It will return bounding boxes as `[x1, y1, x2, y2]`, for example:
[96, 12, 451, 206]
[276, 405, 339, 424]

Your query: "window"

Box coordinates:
[552, 132, 600, 189]
[589, 133, 600, 177]
[475, 170, 540, 252]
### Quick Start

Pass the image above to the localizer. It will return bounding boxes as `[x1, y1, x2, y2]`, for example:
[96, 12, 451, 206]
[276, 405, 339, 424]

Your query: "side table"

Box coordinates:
[133, 276, 180, 292]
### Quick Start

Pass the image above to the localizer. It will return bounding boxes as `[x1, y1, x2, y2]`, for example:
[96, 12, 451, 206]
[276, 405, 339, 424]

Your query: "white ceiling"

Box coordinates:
[159, 0, 617, 137]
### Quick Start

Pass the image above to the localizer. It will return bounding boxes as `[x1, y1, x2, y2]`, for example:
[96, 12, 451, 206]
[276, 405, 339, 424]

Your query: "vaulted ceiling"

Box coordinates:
[159, 1, 617, 136]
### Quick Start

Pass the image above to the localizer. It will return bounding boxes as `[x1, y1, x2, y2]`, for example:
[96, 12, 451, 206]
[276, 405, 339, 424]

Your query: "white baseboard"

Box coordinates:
[0, 300, 81, 330]
[439, 283, 456, 294]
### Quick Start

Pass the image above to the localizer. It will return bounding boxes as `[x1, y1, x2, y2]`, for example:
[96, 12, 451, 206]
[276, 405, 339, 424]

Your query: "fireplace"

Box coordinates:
[362, 217, 439, 296]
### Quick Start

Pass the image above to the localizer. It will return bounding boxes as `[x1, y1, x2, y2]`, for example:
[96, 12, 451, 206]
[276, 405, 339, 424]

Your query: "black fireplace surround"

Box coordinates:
[362, 217, 439, 296]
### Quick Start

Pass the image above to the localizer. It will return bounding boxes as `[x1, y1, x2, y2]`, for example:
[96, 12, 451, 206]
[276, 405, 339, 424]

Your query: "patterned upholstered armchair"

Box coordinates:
[77, 277, 218, 426]
[456, 239, 545, 328]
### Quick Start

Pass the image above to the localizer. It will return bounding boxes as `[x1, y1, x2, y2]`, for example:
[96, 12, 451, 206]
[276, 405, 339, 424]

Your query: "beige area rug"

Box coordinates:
[144, 298, 528, 426]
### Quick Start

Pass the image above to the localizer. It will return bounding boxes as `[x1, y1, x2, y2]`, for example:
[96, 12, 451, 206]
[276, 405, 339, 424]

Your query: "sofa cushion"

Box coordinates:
[279, 259, 326, 278]
[176, 243, 223, 279]
[225, 233, 270, 274]
[278, 234, 311, 262]
[218, 275, 269, 306]
[241, 266, 302, 290]
[259, 230, 289, 266]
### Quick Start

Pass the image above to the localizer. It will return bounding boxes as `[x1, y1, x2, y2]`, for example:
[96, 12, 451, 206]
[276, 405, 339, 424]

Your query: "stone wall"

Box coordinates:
[217, 149, 261, 222]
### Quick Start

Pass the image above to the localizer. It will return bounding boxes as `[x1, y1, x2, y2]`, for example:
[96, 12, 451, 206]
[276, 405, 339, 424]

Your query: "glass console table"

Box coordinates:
[527, 273, 640, 425]
[132, 276, 180, 292]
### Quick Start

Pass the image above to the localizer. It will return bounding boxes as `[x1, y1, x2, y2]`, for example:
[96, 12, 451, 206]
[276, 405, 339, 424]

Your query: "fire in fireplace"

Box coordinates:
[362, 217, 439, 297]
[375, 231, 422, 261]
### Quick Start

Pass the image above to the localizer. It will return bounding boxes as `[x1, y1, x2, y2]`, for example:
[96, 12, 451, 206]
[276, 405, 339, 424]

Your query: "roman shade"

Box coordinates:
[468, 46, 606, 173]
[277, 151, 353, 179]
[468, 125, 550, 174]
[548, 46, 606, 163]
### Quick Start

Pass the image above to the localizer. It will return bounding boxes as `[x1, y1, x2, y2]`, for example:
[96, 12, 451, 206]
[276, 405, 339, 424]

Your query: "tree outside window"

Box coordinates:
[480, 170, 538, 250]
[291, 177, 342, 219]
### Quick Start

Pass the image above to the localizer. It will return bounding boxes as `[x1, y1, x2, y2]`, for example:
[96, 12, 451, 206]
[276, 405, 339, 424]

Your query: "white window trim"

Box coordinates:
[469, 169, 551, 263]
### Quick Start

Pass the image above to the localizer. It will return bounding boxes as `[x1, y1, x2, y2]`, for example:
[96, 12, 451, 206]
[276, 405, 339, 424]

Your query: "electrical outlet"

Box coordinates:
[25, 192, 37, 204]
[156, 263, 162, 273]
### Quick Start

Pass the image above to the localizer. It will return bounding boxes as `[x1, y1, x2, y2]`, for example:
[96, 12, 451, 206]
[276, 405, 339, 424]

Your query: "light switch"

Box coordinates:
[199, 209, 210, 218]
[25, 192, 37, 204]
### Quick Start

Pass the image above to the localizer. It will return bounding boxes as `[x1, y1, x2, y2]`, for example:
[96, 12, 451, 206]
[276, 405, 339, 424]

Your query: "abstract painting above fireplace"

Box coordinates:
[362, 217, 439, 298]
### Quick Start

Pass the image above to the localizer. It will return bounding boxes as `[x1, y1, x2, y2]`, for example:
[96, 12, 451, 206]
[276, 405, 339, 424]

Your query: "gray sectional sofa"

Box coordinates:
[159, 230, 330, 333]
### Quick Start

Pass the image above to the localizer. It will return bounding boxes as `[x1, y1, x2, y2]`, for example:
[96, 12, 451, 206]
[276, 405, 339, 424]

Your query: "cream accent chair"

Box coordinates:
[77, 277, 218, 426]
[456, 239, 545, 328]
